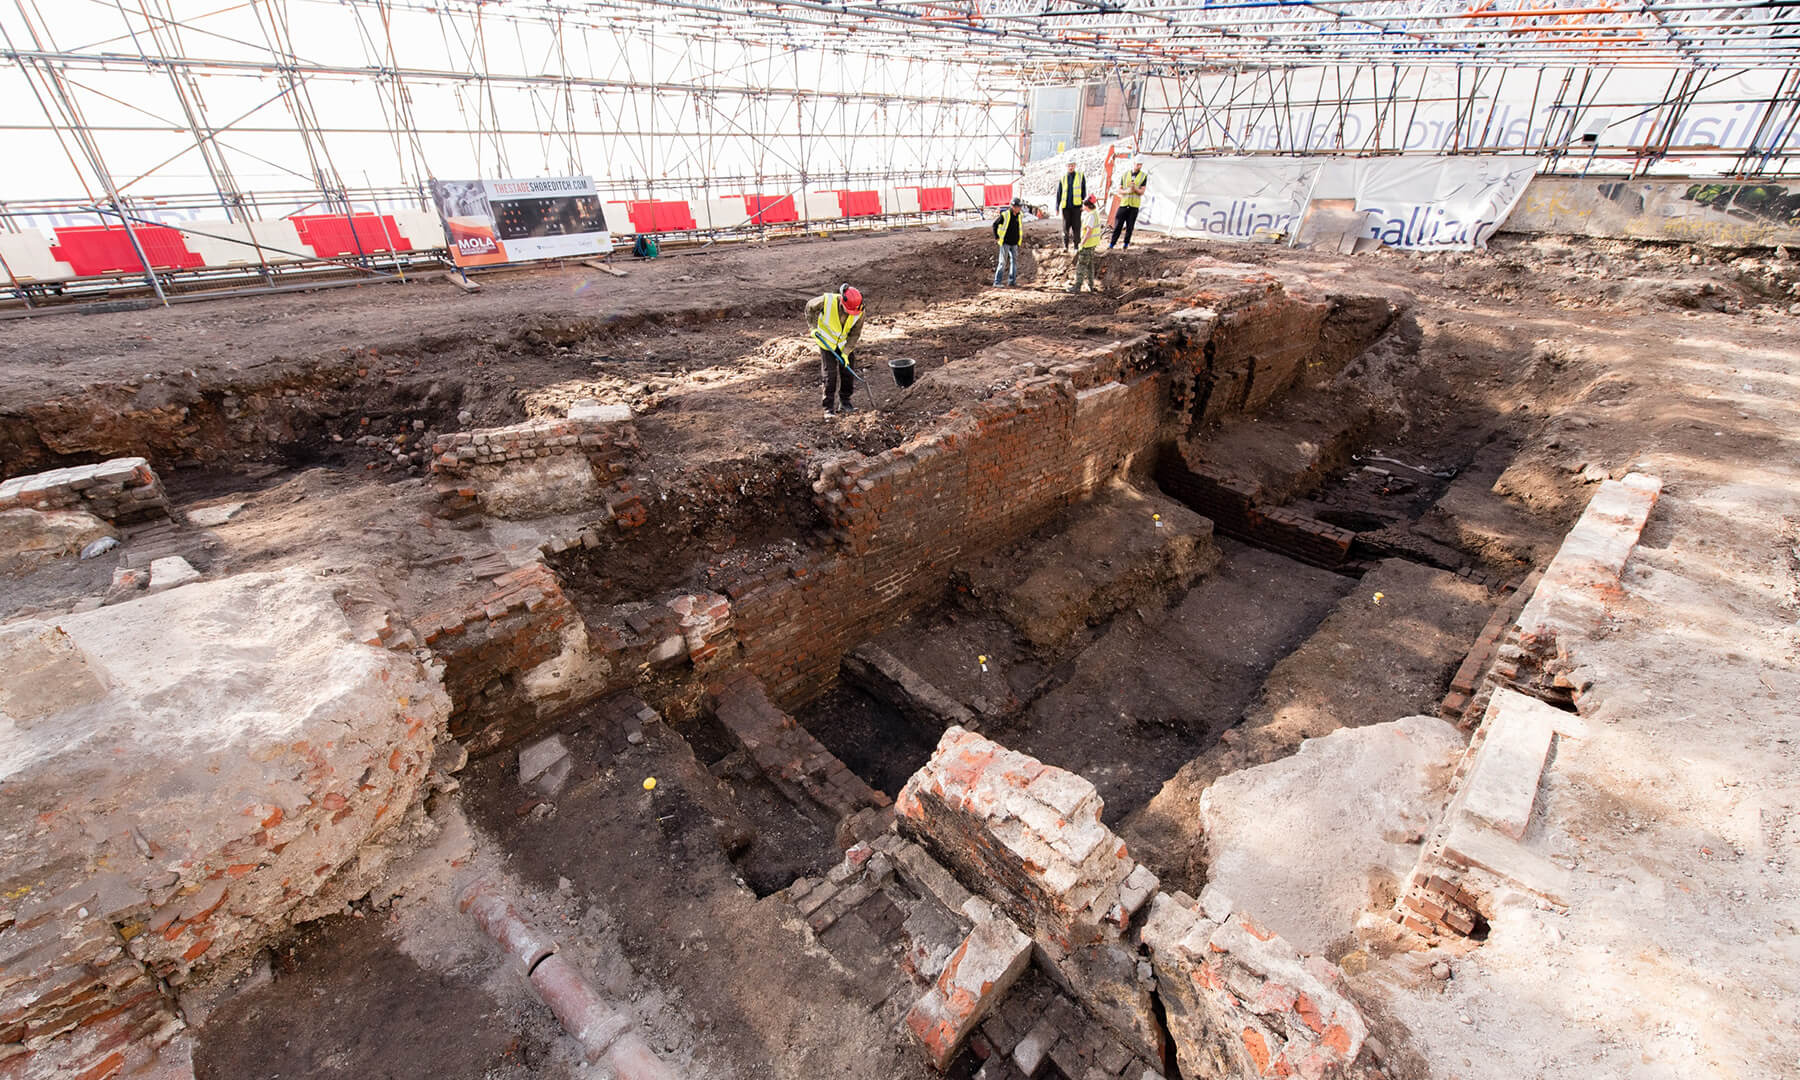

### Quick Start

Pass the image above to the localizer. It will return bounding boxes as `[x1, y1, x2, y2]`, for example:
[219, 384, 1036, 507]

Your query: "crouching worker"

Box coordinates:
[807, 283, 865, 417]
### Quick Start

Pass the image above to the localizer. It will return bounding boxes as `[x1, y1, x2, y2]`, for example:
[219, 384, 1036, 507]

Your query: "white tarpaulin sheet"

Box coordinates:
[1333, 158, 1538, 250]
[1140, 155, 1539, 251]
[1140, 157, 1320, 243]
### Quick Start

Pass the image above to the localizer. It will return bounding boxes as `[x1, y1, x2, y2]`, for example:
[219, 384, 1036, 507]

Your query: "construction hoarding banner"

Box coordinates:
[1334, 157, 1538, 250]
[1140, 155, 1538, 251]
[1139, 157, 1321, 243]
[428, 176, 611, 268]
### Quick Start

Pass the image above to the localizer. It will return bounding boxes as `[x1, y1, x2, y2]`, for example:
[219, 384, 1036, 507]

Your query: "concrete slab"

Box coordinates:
[1458, 691, 1559, 840]
[147, 554, 202, 592]
[1199, 715, 1464, 956]
[0, 507, 113, 574]
[519, 734, 574, 796]
[185, 501, 245, 528]
[1438, 819, 1572, 905]
[0, 622, 111, 723]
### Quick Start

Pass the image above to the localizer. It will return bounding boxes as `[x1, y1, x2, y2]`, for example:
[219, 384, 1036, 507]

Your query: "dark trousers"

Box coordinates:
[1062, 205, 1082, 249]
[1110, 205, 1140, 249]
[820, 349, 854, 408]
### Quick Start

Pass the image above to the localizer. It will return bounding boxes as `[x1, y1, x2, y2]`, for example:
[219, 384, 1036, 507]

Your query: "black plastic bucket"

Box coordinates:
[889, 357, 917, 388]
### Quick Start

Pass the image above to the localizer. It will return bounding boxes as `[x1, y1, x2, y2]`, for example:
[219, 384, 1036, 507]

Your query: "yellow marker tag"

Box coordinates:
[1153, 513, 1163, 528]
[642, 777, 658, 791]
[1372, 592, 1385, 605]
[978, 654, 989, 672]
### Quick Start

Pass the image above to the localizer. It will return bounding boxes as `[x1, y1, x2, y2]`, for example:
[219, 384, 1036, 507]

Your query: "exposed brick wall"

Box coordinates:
[1141, 891, 1377, 1080]
[420, 273, 1401, 743]
[1155, 452, 1356, 568]
[896, 726, 1166, 1067]
[417, 563, 740, 755]
[1399, 479, 1660, 941]
[710, 672, 889, 827]
[428, 412, 639, 519]
[1438, 570, 1540, 724]
[417, 563, 580, 752]
[0, 458, 169, 524]
[1, 647, 447, 1080]
[730, 361, 1172, 705]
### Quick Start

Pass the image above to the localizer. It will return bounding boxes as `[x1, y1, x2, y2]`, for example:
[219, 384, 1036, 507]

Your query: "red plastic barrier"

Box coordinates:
[917, 187, 954, 212]
[742, 194, 799, 225]
[627, 200, 697, 233]
[48, 225, 204, 276]
[289, 214, 414, 258]
[984, 184, 1015, 207]
[829, 190, 882, 217]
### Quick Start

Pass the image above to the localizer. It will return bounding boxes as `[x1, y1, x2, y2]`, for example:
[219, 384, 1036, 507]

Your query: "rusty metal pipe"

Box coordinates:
[457, 879, 556, 976]
[459, 878, 677, 1080]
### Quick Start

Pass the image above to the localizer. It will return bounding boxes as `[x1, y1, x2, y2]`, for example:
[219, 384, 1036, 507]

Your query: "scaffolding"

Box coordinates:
[1, 0, 1797, 301]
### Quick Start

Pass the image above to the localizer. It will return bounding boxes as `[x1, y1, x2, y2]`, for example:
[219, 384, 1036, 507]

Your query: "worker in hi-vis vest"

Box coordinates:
[1057, 161, 1088, 251]
[1069, 195, 1103, 293]
[806, 283, 865, 417]
[1110, 160, 1149, 250]
[991, 197, 1024, 287]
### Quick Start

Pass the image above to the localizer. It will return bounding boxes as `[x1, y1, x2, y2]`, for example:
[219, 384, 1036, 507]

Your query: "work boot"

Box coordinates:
[838, 401, 857, 414]
[822, 405, 836, 418]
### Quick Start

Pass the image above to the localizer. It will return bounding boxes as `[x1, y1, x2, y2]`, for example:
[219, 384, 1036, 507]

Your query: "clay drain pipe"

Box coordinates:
[459, 879, 676, 1079]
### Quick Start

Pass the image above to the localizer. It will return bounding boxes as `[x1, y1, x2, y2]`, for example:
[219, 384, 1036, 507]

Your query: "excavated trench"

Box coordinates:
[2, 242, 1582, 1080]
[514, 282, 1519, 905]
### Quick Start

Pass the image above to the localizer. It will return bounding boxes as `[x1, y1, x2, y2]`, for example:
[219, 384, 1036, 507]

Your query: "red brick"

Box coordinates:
[72, 1052, 126, 1080]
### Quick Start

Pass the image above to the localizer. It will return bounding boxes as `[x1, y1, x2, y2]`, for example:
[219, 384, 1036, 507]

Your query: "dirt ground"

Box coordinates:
[5, 221, 1800, 1079]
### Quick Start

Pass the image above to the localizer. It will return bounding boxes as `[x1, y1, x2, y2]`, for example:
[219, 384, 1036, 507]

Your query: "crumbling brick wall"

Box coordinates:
[1155, 454, 1357, 567]
[1141, 891, 1373, 1080]
[893, 726, 1382, 1079]
[895, 726, 1166, 1068]
[0, 574, 452, 1080]
[1397, 476, 1661, 941]
[418, 563, 737, 755]
[0, 457, 170, 524]
[428, 409, 639, 519]
[422, 273, 1401, 740]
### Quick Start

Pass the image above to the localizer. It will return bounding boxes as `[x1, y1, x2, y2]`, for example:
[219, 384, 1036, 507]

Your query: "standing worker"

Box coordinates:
[1057, 161, 1087, 251]
[1110, 160, 1149, 250]
[992, 197, 1023, 287]
[1068, 195, 1103, 293]
[806, 284, 865, 417]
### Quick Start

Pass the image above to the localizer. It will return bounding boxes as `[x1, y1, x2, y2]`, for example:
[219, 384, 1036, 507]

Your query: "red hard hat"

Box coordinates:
[841, 284, 863, 312]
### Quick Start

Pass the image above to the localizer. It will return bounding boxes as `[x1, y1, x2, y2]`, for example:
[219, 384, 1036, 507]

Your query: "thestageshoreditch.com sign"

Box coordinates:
[428, 175, 612, 268]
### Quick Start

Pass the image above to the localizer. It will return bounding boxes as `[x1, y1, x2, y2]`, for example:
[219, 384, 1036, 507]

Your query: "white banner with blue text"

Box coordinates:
[1141, 155, 1539, 251]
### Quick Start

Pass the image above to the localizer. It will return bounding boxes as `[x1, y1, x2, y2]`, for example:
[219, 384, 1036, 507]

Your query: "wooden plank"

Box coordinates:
[582, 258, 627, 277]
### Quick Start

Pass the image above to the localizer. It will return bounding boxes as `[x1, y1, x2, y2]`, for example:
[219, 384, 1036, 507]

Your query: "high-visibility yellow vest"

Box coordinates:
[1080, 207, 1103, 249]
[1057, 172, 1086, 209]
[995, 209, 1015, 245]
[811, 293, 860, 354]
[1120, 169, 1148, 209]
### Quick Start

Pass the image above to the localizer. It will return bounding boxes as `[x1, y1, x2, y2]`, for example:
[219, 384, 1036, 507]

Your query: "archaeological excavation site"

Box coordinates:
[3, 4, 1799, 1080]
